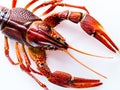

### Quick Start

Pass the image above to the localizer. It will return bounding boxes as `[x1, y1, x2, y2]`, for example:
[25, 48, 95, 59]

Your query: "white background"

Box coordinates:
[0, 0, 120, 90]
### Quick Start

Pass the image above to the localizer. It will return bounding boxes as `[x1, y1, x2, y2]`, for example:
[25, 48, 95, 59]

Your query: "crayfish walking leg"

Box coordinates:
[4, 38, 48, 90]
[16, 44, 49, 90]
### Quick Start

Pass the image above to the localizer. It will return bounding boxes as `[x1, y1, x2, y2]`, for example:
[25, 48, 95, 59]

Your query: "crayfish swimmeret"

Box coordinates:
[0, 0, 119, 90]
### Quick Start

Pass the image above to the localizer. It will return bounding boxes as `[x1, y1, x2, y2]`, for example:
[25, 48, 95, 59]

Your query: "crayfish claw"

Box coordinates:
[48, 71, 102, 88]
[81, 14, 119, 53]
[93, 29, 119, 53]
[70, 77, 102, 88]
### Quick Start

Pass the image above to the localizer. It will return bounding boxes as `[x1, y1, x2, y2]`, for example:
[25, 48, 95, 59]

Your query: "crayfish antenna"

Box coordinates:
[68, 46, 113, 59]
[116, 48, 120, 54]
[64, 50, 107, 79]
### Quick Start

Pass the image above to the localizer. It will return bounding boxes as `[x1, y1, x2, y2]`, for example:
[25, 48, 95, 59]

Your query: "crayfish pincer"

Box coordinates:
[0, 0, 119, 90]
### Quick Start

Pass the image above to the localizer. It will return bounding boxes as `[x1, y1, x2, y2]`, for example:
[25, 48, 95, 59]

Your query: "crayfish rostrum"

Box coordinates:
[0, 0, 119, 90]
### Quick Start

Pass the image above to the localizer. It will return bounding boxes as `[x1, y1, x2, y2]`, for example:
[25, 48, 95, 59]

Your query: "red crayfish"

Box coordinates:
[0, 0, 119, 90]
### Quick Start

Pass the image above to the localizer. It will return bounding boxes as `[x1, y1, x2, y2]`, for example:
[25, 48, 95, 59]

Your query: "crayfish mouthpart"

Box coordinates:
[68, 45, 113, 59]
[65, 50, 107, 79]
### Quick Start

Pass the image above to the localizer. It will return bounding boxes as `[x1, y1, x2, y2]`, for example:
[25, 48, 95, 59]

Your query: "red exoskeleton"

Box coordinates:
[0, 0, 119, 90]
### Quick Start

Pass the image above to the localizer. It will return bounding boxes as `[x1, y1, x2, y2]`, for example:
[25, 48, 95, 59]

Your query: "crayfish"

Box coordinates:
[0, 0, 119, 90]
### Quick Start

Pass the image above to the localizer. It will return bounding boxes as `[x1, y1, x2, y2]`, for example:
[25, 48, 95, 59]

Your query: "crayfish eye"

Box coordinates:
[49, 46, 57, 50]
[56, 36, 61, 41]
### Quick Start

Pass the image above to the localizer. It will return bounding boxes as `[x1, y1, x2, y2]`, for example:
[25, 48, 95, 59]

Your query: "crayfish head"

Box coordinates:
[80, 14, 119, 53]
[41, 28, 69, 50]
[26, 21, 69, 50]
